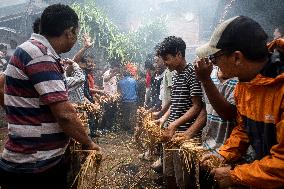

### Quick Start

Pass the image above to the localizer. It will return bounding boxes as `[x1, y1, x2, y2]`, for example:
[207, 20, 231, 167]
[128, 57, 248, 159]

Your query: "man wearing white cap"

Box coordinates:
[197, 16, 284, 189]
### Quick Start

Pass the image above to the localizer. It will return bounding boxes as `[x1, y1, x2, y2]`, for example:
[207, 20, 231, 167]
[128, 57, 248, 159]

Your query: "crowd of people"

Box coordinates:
[0, 3, 283, 189]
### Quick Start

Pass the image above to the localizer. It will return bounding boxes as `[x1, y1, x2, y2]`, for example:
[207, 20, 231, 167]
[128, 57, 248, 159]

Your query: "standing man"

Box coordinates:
[101, 59, 120, 131]
[198, 16, 284, 189]
[156, 36, 203, 189]
[118, 67, 138, 134]
[0, 4, 100, 189]
[151, 58, 174, 173]
[144, 54, 155, 107]
[148, 56, 166, 112]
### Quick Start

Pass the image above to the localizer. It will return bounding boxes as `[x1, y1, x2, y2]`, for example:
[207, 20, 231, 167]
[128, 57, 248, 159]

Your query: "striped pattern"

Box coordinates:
[166, 64, 203, 131]
[66, 63, 85, 103]
[0, 34, 69, 173]
[202, 68, 238, 152]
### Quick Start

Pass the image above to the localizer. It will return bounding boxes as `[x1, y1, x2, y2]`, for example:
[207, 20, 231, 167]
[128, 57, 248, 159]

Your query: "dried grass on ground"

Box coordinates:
[85, 132, 162, 189]
[0, 130, 163, 189]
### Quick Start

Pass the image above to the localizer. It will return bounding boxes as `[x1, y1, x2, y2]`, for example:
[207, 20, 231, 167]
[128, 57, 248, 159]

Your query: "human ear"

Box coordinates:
[65, 27, 75, 39]
[177, 51, 182, 58]
[233, 51, 243, 66]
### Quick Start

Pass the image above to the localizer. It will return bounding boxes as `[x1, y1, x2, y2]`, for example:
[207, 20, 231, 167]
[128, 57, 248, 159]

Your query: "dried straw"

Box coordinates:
[134, 108, 163, 151]
[99, 93, 121, 104]
[69, 141, 102, 189]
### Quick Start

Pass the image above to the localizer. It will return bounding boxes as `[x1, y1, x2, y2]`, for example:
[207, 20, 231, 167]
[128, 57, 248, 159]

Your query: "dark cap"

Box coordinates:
[196, 16, 268, 60]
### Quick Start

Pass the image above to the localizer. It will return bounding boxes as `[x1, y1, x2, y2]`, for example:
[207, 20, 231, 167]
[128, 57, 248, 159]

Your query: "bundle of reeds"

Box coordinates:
[75, 102, 102, 120]
[134, 108, 164, 152]
[69, 140, 102, 189]
[179, 139, 207, 172]
[134, 107, 148, 149]
[165, 138, 225, 189]
[142, 113, 163, 144]
[99, 93, 121, 104]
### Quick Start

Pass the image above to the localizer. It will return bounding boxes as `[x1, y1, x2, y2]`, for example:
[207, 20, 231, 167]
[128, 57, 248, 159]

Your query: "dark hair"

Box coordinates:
[110, 57, 121, 68]
[123, 68, 131, 77]
[40, 4, 78, 37]
[9, 40, 17, 49]
[81, 54, 95, 63]
[0, 44, 7, 51]
[156, 36, 186, 58]
[33, 17, 41, 34]
[144, 53, 155, 70]
[218, 16, 269, 61]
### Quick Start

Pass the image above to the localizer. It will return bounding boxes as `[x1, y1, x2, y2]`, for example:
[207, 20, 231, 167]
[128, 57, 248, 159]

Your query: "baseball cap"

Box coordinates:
[196, 16, 268, 60]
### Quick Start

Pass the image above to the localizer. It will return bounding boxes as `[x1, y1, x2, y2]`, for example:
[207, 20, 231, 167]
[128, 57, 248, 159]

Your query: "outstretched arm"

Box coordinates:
[73, 33, 94, 63]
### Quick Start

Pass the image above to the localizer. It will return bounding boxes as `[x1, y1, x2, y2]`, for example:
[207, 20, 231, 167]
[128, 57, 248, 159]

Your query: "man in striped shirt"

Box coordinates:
[0, 4, 100, 189]
[156, 36, 204, 189]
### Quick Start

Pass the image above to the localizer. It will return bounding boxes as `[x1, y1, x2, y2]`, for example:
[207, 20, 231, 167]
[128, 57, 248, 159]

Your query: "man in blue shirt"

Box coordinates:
[118, 67, 138, 134]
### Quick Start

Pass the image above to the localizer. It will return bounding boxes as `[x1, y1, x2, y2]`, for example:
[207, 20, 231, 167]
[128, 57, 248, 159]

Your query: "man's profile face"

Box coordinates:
[162, 53, 180, 71]
[86, 57, 95, 68]
[63, 27, 79, 53]
[214, 52, 237, 79]
[154, 56, 165, 74]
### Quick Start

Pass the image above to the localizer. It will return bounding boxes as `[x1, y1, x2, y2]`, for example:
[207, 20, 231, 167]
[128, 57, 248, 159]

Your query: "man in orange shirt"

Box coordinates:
[196, 16, 284, 189]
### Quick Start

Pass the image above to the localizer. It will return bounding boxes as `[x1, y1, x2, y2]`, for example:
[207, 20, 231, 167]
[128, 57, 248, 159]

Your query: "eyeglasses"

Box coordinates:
[207, 51, 226, 65]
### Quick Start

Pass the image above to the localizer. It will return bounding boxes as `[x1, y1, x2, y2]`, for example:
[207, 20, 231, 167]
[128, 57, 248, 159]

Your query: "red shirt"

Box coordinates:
[88, 74, 95, 91]
[145, 70, 151, 88]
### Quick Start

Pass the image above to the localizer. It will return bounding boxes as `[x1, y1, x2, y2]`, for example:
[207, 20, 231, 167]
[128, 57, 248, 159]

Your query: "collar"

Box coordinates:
[30, 33, 60, 60]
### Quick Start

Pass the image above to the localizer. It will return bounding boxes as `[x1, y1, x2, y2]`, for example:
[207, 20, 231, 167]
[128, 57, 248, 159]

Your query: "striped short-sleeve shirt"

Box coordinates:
[166, 64, 203, 131]
[0, 34, 69, 173]
[202, 68, 237, 151]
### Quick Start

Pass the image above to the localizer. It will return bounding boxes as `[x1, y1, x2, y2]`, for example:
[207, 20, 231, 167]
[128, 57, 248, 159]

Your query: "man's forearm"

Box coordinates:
[59, 114, 93, 147]
[161, 107, 171, 122]
[50, 101, 94, 147]
[202, 79, 236, 120]
[170, 97, 203, 130]
[170, 104, 202, 130]
[160, 100, 171, 115]
[73, 47, 86, 63]
[184, 105, 207, 137]
[91, 88, 105, 95]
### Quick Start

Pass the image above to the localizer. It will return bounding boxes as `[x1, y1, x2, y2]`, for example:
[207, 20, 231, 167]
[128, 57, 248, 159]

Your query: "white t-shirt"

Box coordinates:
[103, 69, 117, 96]
[159, 69, 173, 107]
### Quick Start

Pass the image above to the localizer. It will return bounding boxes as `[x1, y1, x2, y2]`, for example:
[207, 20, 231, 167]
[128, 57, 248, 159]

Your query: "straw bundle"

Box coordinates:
[166, 138, 225, 189]
[69, 140, 102, 189]
[134, 107, 148, 149]
[99, 93, 121, 104]
[142, 114, 163, 144]
[134, 108, 164, 152]
[180, 139, 207, 172]
[75, 102, 102, 120]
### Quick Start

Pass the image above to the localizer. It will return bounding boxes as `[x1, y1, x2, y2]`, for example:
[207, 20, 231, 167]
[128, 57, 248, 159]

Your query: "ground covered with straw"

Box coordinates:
[90, 132, 162, 189]
[0, 129, 163, 189]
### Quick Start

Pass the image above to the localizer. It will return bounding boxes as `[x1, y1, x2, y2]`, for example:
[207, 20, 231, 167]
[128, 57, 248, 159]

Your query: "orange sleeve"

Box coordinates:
[218, 111, 250, 162]
[230, 112, 284, 188]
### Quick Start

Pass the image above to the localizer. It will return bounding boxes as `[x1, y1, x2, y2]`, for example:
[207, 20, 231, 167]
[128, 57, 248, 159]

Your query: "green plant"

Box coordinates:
[72, 0, 167, 65]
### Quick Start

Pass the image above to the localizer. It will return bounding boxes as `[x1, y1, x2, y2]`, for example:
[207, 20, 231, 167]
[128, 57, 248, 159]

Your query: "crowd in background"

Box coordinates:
[0, 3, 283, 189]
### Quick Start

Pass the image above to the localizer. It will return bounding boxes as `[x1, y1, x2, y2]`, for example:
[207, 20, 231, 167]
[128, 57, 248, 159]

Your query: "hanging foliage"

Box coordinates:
[72, 0, 167, 65]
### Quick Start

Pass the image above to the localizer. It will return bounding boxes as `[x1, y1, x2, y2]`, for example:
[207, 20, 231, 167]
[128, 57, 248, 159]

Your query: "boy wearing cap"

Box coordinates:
[197, 16, 284, 188]
[155, 36, 204, 189]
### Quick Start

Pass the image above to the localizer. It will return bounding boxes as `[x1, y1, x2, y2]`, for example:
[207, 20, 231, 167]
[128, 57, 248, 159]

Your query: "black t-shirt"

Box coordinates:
[148, 73, 163, 110]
